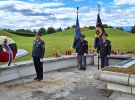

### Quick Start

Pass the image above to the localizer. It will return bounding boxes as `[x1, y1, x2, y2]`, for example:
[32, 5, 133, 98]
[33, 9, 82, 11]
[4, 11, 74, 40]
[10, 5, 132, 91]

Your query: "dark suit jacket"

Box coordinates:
[76, 40, 88, 55]
[97, 39, 111, 57]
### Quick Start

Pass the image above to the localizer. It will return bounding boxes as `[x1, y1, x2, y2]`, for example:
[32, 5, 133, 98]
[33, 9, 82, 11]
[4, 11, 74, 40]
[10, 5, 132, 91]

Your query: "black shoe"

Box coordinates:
[38, 78, 43, 81]
[79, 68, 83, 70]
[34, 77, 38, 80]
[83, 68, 86, 70]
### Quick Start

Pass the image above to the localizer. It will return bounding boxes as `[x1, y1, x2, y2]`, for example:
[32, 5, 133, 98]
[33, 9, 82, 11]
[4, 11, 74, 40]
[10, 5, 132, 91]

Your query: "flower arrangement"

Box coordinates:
[0, 36, 17, 63]
[53, 50, 61, 58]
[110, 50, 135, 56]
[65, 49, 72, 55]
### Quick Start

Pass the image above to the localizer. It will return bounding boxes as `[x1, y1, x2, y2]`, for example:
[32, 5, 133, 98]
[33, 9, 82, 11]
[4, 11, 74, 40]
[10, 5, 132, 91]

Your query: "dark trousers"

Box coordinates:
[78, 55, 86, 69]
[33, 56, 43, 78]
[100, 56, 109, 69]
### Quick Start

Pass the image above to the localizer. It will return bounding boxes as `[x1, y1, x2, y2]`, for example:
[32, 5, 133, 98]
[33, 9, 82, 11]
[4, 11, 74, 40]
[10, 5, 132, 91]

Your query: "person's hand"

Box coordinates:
[84, 53, 87, 56]
[40, 58, 43, 62]
[107, 55, 110, 57]
[31, 57, 33, 62]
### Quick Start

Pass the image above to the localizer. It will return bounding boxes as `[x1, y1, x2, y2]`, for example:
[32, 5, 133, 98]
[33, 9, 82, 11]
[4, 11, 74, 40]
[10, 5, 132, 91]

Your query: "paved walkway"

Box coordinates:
[0, 65, 135, 100]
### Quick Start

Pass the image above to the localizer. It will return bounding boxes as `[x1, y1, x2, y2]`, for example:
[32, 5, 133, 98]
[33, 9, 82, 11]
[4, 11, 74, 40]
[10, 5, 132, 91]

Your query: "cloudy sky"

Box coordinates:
[0, 0, 135, 30]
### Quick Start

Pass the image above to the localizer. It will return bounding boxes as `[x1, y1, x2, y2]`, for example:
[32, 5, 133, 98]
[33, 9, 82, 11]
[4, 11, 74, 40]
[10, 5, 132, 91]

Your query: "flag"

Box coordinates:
[73, 12, 81, 49]
[94, 14, 105, 49]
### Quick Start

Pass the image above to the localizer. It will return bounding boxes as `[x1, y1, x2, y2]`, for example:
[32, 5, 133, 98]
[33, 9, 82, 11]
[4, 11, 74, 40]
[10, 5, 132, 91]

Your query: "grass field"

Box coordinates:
[0, 28, 135, 63]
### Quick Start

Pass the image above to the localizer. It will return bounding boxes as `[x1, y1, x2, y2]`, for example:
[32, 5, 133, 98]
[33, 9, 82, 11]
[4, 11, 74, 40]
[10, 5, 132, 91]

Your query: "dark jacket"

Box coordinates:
[76, 40, 88, 55]
[97, 39, 111, 57]
[32, 39, 45, 58]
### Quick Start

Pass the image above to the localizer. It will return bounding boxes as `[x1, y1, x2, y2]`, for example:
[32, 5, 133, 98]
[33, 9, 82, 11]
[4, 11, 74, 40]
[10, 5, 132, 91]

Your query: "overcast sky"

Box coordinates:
[0, 0, 135, 30]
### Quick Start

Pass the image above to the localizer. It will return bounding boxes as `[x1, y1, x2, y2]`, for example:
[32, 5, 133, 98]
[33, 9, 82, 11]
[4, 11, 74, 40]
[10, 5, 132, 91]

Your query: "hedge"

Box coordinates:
[7, 31, 36, 37]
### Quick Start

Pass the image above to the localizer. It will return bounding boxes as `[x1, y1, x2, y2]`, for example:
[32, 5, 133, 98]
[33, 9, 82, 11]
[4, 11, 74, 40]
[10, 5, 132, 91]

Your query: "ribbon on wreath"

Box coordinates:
[3, 39, 13, 66]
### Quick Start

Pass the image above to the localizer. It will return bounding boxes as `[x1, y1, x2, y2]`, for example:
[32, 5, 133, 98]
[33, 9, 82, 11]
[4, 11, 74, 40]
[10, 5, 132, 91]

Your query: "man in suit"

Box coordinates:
[76, 34, 88, 70]
[32, 33, 45, 81]
[97, 33, 111, 69]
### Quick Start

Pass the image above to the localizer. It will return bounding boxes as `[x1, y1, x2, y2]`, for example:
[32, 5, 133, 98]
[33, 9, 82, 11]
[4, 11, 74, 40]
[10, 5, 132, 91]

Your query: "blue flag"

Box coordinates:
[73, 15, 81, 49]
[94, 14, 105, 49]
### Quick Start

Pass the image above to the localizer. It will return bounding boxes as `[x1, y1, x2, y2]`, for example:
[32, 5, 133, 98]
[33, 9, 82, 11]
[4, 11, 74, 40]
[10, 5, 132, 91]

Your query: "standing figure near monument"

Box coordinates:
[76, 34, 88, 70]
[32, 33, 45, 81]
[97, 33, 111, 69]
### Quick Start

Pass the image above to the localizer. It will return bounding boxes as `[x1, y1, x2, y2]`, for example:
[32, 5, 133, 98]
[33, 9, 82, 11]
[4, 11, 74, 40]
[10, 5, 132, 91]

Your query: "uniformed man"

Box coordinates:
[97, 33, 111, 69]
[76, 34, 88, 70]
[32, 33, 45, 81]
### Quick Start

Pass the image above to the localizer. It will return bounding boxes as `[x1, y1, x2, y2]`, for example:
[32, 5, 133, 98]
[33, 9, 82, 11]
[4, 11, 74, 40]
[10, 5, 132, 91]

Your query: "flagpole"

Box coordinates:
[76, 7, 79, 69]
[98, 4, 100, 70]
[98, 3, 100, 15]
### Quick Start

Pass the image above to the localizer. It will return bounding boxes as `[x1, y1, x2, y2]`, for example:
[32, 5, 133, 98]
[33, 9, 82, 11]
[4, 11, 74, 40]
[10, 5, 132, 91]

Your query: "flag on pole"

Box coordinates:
[73, 7, 81, 49]
[94, 13, 105, 49]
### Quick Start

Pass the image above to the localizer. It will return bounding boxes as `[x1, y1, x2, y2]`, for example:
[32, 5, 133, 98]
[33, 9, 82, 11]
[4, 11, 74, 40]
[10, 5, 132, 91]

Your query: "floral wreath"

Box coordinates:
[0, 36, 17, 64]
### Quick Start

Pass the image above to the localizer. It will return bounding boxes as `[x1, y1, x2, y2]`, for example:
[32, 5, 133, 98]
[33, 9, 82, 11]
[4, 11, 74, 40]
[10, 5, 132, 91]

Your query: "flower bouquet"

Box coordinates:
[53, 50, 61, 58]
[0, 36, 17, 66]
[65, 49, 72, 55]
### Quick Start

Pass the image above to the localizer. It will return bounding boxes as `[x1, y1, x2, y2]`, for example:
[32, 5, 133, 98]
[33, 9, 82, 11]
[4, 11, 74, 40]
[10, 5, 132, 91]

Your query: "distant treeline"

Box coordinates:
[0, 24, 135, 37]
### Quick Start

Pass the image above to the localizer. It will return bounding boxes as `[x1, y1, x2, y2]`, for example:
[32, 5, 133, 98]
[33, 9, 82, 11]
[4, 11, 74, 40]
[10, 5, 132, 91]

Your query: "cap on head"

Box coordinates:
[35, 33, 41, 36]
[81, 34, 85, 38]
[102, 33, 108, 36]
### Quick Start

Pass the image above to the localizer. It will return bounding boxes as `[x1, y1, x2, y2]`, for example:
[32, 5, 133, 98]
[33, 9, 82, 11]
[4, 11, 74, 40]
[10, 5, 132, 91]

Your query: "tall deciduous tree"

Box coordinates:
[88, 26, 95, 30]
[66, 26, 71, 29]
[103, 24, 108, 28]
[116, 27, 124, 31]
[38, 27, 46, 35]
[57, 27, 62, 32]
[72, 25, 75, 28]
[47, 27, 55, 34]
[130, 25, 135, 33]
[33, 29, 37, 33]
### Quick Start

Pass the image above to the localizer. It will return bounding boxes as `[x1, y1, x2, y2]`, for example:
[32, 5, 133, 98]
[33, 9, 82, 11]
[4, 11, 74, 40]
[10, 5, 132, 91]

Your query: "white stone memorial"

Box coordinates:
[0, 54, 96, 83]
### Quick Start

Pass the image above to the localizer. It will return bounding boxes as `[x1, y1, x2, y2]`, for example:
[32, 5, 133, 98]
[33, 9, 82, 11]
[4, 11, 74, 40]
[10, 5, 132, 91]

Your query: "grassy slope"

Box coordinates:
[0, 28, 135, 63]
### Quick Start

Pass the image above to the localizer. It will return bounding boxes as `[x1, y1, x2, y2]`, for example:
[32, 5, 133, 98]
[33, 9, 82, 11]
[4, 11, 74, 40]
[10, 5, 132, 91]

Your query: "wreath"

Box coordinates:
[0, 36, 17, 64]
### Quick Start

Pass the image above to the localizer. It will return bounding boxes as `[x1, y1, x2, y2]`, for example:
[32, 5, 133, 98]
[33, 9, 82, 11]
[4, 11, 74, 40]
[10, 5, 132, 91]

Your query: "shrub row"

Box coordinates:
[7, 30, 36, 37]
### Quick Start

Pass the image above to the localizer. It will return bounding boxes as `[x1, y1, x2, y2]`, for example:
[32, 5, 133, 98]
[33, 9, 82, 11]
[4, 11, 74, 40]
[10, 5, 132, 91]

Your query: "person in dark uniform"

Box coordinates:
[97, 33, 111, 69]
[32, 33, 45, 81]
[76, 34, 88, 70]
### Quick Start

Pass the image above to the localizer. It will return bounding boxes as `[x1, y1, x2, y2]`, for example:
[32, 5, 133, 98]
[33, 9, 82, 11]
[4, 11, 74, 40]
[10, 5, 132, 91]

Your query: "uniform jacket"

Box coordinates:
[76, 40, 88, 55]
[32, 39, 45, 58]
[97, 39, 111, 57]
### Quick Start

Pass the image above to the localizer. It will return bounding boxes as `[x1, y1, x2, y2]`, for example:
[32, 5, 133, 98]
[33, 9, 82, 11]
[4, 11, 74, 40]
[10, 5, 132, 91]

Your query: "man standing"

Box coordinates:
[76, 34, 88, 70]
[97, 33, 111, 69]
[32, 33, 45, 81]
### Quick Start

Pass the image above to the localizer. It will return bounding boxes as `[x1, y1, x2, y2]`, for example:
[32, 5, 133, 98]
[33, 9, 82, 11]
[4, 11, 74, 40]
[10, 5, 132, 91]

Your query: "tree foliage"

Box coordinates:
[116, 27, 124, 31]
[130, 25, 135, 33]
[47, 27, 55, 34]
[56, 27, 62, 32]
[103, 24, 108, 28]
[38, 27, 46, 35]
[88, 26, 95, 30]
[72, 25, 75, 28]
[108, 26, 113, 28]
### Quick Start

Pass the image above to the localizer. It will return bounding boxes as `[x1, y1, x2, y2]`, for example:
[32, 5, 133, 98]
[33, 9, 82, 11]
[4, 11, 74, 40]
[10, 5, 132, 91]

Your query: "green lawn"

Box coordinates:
[0, 28, 135, 63]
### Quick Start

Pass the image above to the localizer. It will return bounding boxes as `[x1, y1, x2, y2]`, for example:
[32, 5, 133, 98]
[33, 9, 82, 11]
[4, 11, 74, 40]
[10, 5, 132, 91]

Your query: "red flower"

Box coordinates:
[0, 50, 17, 62]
